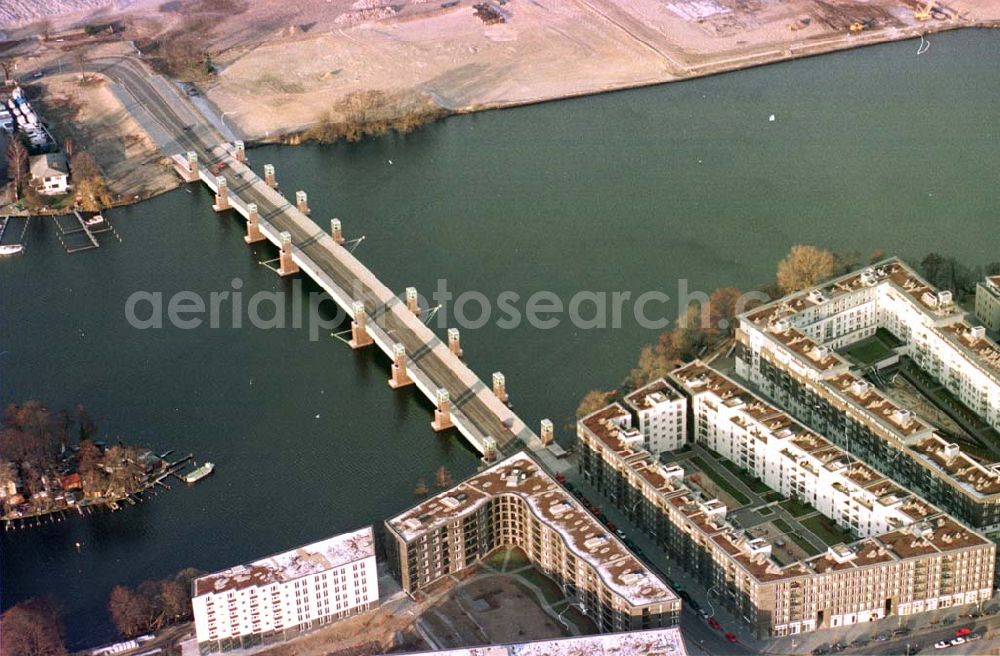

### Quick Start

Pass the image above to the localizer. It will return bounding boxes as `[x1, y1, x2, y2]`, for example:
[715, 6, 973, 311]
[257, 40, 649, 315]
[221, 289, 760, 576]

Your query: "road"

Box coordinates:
[69, 56, 530, 456]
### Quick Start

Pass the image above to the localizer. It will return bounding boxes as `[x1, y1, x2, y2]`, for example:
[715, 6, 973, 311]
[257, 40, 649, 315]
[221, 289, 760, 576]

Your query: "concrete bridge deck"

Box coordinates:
[75, 56, 549, 457]
[185, 145, 536, 455]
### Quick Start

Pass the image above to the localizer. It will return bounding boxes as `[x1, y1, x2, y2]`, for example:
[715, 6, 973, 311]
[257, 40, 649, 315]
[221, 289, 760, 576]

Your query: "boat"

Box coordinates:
[0, 244, 24, 256]
[184, 462, 215, 484]
[84, 214, 104, 227]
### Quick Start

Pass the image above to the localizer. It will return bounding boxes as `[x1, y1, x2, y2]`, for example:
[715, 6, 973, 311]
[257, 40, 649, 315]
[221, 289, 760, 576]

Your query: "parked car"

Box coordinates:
[810, 646, 829, 656]
[954, 627, 972, 638]
[725, 632, 738, 644]
[894, 627, 911, 636]
[933, 641, 949, 650]
[708, 617, 722, 631]
[950, 637, 966, 647]
[615, 528, 627, 540]
[875, 633, 891, 642]
[697, 608, 709, 619]
[849, 638, 870, 648]
[32, 71, 44, 78]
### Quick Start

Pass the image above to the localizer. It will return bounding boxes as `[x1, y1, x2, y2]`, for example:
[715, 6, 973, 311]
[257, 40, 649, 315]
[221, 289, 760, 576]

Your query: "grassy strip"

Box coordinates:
[772, 518, 821, 556]
[690, 456, 750, 506]
[801, 514, 855, 547]
[780, 497, 814, 518]
[718, 459, 771, 494]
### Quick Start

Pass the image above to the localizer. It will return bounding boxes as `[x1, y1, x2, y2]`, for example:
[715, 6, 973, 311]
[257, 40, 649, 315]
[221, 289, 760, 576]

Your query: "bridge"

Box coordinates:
[79, 57, 550, 458]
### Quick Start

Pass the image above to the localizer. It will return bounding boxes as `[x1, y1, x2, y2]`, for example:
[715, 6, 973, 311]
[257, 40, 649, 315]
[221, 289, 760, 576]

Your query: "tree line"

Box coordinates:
[576, 245, 998, 419]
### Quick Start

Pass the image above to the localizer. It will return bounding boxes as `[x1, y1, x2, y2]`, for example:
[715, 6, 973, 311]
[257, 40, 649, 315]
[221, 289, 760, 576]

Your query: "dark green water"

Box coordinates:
[2, 29, 998, 649]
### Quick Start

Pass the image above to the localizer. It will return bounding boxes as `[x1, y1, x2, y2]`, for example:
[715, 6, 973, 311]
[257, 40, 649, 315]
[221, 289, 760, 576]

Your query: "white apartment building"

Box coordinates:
[977, 276, 1000, 334]
[192, 527, 378, 653]
[624, 379, 687, 455]
[675, 365, 927, 539]
[738, 258, 1000, 433]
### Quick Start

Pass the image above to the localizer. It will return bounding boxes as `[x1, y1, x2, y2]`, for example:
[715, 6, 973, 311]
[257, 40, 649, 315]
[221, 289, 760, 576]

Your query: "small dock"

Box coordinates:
[54, 211, 121, 254]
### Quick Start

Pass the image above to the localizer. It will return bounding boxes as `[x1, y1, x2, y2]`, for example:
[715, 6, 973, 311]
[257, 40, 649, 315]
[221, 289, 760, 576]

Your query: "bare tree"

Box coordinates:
[73, 50, 87, 83]
[0, 58, 15, 85]
[434, 466, 453, 490]
[0, 598, 67, 656]
[36, 18, 54, 41]
[6, 137, 28, 201]
[776, 244, 838, 294]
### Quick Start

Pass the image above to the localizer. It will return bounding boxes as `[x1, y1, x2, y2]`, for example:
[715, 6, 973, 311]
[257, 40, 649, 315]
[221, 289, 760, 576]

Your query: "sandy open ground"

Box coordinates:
[3, 0, 1000, 205]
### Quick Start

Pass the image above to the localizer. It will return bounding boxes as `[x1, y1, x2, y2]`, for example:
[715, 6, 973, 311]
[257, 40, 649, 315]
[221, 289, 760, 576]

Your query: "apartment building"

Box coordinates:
[578, 364, 995, 638]
[385, 452, 681, 633]
[624, 379, 688, 455]
[977, 276, 1000, 334]
[735, 258, 1000, 531]
[376, 627, 688, 656]
[191, 527, 378, 653]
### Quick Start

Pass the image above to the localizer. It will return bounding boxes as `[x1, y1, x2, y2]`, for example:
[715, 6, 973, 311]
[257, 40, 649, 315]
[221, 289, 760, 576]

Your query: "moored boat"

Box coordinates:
[0, 244, 24, 256]
[184, 462, 215, 484]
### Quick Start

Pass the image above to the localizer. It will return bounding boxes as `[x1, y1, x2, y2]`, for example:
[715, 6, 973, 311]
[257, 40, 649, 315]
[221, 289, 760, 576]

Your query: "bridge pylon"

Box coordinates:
[277, 231, 299, 276]
[234, 141, 246, 163]
[212, 176, 230, 212]
[348, 301, 374, 349]
[405, 287, 421, 316]
[331, 218, 345, 245]
[296, 191, 311, 216]
[448, 328, 463, 358]
[388, 343, 414, 389]
[481, 437, 498, 464]
[492, 372, 509, 404]
[431, 388, 454, 432]
[264, 164, 278, 189]
[184, 152, 199, 182]
[540, 419, 554, 446]
[244, 203, 265, 244]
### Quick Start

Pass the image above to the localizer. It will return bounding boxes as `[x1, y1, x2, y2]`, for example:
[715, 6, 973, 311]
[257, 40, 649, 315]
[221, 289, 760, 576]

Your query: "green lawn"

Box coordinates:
[772, 518, 821, 556]
[689, 456, 750, 506]
[801, 514, 855, 547]
[517, 569, 565, 605]
[839, 328, 903, 367]
[719, 459, 771, 494]
[780, 498, 815, 518]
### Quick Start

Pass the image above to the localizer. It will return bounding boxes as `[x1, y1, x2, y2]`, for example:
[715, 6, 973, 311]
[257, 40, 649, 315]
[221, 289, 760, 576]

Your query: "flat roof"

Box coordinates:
[579, 363, 992, 585]
[625, 378, 684, 411]
[386, 452, 676, 608]
[193, 527, 374, 597]
[377, 627, 687, 656]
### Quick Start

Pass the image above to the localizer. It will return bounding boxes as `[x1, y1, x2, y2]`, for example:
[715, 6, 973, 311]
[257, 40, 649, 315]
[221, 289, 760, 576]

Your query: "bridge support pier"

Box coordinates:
[244, 203, 265, 244]
[212, 176, 230, 212]
[388, 343, 414, 389]
[277, 231, 299, 277]
[184, 152, 199, 182]
[448, 328, 463, 358]
[431, 389, 454, 432]
[296, 191, 311, 216]
[234, 141, 246, 164]
[348, 301, 374, 349]
[492, 372, 509, 404]
[405, 287, 421, 316]
[264, 164, 278, 189]
[482, 437, 498, 464]
[331, 219, 345, 245]
[540, 419, 554, 446]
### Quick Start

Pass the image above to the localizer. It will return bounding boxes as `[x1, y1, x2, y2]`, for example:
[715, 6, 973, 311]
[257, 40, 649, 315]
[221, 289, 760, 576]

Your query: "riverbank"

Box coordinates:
[3, 0, 1000, 215]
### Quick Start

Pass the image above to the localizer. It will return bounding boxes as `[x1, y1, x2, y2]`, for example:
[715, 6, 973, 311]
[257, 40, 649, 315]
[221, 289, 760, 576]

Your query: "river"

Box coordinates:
[2, 28, 998, 649]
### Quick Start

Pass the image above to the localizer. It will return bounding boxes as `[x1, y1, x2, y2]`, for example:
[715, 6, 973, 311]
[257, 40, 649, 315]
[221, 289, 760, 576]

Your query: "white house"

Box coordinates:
[29, 152, 69, 196]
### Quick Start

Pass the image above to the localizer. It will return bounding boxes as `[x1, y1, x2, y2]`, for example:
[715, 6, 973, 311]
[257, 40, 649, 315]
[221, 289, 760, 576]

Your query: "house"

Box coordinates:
[29, 152, 69, 196]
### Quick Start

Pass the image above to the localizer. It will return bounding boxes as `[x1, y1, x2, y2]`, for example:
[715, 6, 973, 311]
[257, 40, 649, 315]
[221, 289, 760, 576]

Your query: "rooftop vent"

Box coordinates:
[969, 325, 987, 341]
[942, 443, 961, 461]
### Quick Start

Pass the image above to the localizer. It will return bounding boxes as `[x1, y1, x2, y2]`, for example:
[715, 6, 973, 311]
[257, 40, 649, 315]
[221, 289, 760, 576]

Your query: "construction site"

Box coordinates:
[1, 1, 998, 162]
